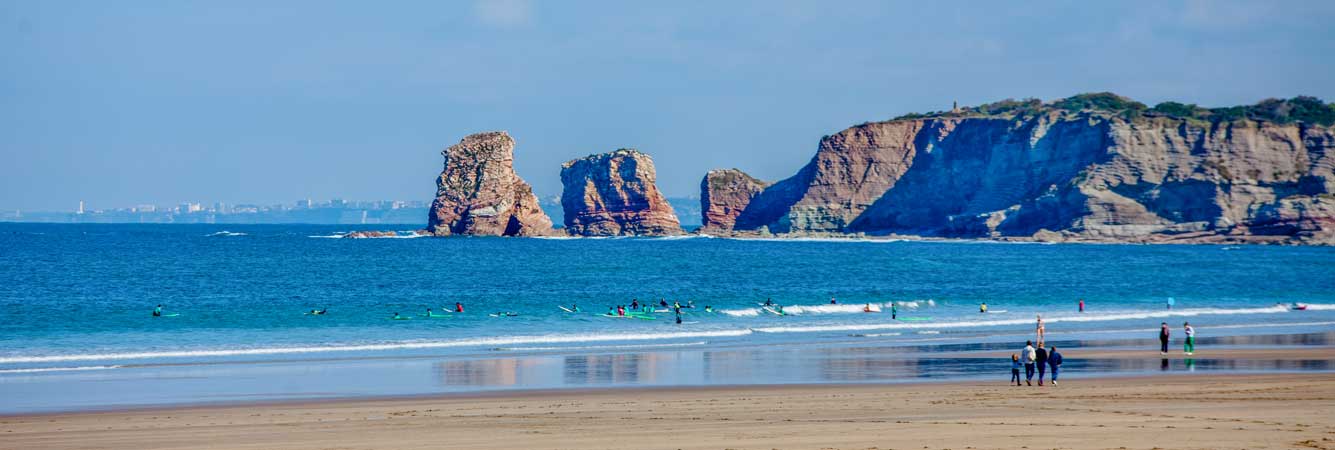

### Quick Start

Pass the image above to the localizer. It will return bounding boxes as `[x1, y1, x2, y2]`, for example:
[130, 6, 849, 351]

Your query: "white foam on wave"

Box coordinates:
[720, 308, 760, 317]
[308, 234, 346, 239]
[725, 299, 934, 316]
[1301, 303, 1335, 311]
[0, 365, 121, 374]
[494, 341, 708, 352]
[0, 330, 753, 364]
[751, 305, 1293, 334]
[205, 231, 247, 237]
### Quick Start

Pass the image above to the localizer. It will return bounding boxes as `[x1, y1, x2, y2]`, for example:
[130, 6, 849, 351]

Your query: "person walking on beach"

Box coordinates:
[1022, 341, 1037, 386]
[1159, 322, 1171, 354]
[1048, 346, 1062, 385]
[891, 303, 898, 320]
[1036, 315, 1046, 347]
[1035, 345, 1049, 386]
[1010, 354, 1022, 386]
[1167, 297, 1175, 310]
[1183, 322, 1196, 355]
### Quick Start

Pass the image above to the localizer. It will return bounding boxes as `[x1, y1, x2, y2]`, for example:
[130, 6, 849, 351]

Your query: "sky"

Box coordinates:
[3, 0, 1334, 211]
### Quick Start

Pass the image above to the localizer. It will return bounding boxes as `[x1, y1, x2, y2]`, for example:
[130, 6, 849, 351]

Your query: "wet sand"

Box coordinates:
[4, 370, 1333, 450]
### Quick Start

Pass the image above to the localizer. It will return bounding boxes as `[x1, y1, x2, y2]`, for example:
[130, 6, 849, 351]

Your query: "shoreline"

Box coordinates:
[5, 372, 1332, 450]
[5, 345, 1331, 417]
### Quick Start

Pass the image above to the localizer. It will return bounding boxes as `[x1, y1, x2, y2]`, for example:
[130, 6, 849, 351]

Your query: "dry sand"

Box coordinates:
[4, 370, 1333, 450]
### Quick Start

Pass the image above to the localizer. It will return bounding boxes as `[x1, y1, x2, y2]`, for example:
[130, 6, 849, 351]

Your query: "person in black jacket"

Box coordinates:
[1159, 322, 1171, 354]
[1035, 346, 1049, 386]
[1048, 346, 1063, 386]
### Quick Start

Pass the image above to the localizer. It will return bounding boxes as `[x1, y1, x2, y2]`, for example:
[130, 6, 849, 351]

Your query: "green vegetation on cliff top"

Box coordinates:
[891, 93, 1335, 126]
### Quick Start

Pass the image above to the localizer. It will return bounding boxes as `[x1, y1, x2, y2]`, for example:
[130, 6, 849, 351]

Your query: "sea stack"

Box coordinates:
[426, 131, 554, 236]
[559, 149, 683, 236]
[699, 169, 769, 233]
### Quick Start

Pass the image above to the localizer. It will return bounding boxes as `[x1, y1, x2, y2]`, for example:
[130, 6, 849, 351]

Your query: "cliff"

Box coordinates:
[711, 94, 1335, 244]
[700, 169, 769, 233]
[426, 131, 554, 236]
[560, 149, 683, 236]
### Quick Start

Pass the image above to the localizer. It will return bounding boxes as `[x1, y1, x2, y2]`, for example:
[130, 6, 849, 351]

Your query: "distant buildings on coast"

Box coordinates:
[2, 197, 705, 227]
[2, 199, 432, 225]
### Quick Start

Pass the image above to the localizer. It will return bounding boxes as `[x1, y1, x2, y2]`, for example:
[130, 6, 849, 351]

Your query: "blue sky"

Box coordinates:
[3, 0, 1334, 211]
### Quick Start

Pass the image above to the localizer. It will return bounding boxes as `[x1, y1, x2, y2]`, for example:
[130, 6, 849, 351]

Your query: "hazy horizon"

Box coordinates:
[4, 0, 1334, 211]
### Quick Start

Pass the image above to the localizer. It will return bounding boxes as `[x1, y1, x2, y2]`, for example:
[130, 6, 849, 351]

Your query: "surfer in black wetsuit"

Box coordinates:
[631, 299, 640, 310]
[764, 298, 774, 306]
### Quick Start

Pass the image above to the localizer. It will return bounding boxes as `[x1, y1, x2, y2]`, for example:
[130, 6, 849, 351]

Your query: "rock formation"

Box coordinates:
[699, 169, 769, 232]
[711, 94, 1335, 244]
[427, 131, 554, 236]
[560, 149, 683, 236]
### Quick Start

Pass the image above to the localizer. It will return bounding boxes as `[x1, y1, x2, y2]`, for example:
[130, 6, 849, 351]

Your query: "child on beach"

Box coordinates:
[1047, 346, 1062, 386]
[1159, 322, 1170, 354]
[1010, 354, 1022, 386]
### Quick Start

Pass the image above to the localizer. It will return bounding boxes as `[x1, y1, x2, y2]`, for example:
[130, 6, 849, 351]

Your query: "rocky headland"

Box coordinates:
[701, 94, 1335, 244]
[426, 131, 554, 237]
[559, 149, 683, 236]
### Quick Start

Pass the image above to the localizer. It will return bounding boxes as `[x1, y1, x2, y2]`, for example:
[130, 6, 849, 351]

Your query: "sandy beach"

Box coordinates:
[4, 355, 1333, 450]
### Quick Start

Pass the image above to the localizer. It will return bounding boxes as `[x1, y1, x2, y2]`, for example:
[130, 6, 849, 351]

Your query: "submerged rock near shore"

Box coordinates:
[708, 94, 1335, 244]
[560, 149, 683, 236]
[427, 131, 554, 236]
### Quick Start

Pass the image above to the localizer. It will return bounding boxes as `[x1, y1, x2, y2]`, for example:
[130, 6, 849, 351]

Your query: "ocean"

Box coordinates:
[1, 223, 1333, 412]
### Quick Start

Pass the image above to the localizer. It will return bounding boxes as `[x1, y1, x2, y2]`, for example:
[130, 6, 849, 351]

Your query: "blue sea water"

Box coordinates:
[1, 223, 1333, 412]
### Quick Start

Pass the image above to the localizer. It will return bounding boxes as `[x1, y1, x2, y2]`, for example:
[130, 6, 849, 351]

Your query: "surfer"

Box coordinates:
[863, 303, 873, 313]
[891, 303, 898, 319]
[425, 307, 433, 316]
[1167, 297, 1175, 310]
[1078, 298, 1085, 312]
[455, 302, 464, 313]
[659, 299, 668, 308]
[764, 298, 774, 306]
[830, 297, 837, 304]
[631, 299, 640, 310]
[392, 312, 405, 320]
[617, 305, 626, 316]
[571, 303, 580, 312]
[704, 305, 713, 313]
[153, 304, 163, 317]
[980, 303, 988, 313]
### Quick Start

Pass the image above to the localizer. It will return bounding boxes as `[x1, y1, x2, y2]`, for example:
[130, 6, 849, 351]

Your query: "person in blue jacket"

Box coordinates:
[1048, 346, 1063, 386]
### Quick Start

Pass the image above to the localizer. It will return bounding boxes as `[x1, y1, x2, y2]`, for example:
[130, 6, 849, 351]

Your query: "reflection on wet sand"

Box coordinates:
[430, 334, 1335, 390]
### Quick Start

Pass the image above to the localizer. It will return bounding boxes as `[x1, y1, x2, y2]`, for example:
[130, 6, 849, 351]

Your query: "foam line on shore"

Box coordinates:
[0, 306, 1307, 366]
[0, 331, 753, 364]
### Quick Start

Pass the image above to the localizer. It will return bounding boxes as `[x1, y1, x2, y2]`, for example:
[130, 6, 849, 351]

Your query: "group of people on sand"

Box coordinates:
[1013, 340, 1062, 386]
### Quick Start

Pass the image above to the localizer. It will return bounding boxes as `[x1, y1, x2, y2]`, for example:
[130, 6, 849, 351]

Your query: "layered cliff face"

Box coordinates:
[699, 169, 769, 232]
[560, 149, 683, 236]
[427, 131, 554, 237]
[713, 96, 1335, 244]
